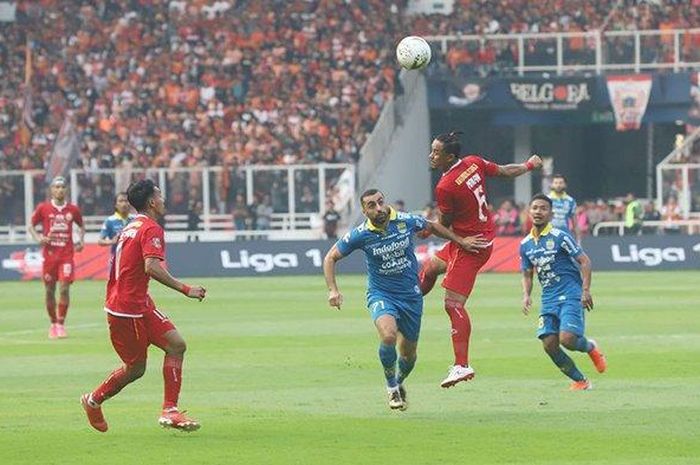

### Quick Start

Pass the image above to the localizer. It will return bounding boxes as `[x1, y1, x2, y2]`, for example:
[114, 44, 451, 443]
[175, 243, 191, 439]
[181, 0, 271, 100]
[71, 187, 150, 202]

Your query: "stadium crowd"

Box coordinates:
[1, 1, 699, 230]
[421, 194, 692, 238]
[420, 0, 700, 76]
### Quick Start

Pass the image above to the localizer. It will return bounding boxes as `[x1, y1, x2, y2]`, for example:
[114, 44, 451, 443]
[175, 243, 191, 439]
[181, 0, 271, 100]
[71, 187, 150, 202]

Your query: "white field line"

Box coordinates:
[0, 323, 102, 337]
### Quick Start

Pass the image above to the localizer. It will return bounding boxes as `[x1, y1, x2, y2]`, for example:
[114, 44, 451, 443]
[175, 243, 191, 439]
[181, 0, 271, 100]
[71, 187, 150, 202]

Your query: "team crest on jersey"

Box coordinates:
[152, 237, 162, 249]
[397, 222, 407, 233]
[546, 239, 555, 250]
[65, 212, 73, 222]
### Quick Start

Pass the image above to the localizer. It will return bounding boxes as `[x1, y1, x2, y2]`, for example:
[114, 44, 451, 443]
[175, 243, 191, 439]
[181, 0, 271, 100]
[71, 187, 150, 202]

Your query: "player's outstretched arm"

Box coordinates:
[496, 155, 543, 178]
[575, 253, 594, 311]
[521, 268, 534, 315]
[323, 245, 344, 310]
[426, 220, 490, 253]
[144, 257, 206, 301]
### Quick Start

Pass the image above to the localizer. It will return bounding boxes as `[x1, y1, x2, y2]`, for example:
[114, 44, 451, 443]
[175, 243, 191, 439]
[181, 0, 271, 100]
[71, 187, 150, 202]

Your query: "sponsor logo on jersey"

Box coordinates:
[455, 164, 478, 185]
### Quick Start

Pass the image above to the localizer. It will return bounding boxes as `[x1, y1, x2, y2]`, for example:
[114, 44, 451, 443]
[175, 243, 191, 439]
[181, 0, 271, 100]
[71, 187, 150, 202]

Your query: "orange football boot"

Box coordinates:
[587, 339, 607, 373]
[569, 379, 592, 391]
[81, 394, 108, 432]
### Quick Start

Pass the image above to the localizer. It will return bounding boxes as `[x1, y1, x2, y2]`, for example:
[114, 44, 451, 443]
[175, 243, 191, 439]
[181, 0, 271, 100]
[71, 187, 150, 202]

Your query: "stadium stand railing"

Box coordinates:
[0, 164, 355, 243]
[592, 219, 700, 236]
[656, 126, 700, 219]
[425, 28, 700, 75]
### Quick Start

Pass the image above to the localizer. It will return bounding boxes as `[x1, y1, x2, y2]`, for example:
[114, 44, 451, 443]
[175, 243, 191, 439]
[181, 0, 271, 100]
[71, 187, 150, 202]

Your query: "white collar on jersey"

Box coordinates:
[50, 199, 67, 211]
[443, 158, 462, 176]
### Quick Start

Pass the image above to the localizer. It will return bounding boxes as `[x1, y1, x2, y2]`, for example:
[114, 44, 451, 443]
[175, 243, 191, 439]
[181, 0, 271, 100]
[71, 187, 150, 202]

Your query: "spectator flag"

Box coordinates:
[18, 38, 35, 146]
[606, 74, 652, 131]
[45, 115, 80, 185]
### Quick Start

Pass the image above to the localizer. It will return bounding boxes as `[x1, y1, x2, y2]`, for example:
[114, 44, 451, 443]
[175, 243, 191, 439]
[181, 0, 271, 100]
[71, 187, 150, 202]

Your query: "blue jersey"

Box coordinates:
[548, 191, 577, 233]
[336, 209, 427, 300]
[100, 213, 133, 253]
[519, 224, 583, 304]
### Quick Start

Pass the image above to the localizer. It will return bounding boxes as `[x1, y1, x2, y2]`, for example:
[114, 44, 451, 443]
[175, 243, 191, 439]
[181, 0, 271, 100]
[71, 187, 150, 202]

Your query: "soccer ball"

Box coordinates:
[396, 36, 432, 70]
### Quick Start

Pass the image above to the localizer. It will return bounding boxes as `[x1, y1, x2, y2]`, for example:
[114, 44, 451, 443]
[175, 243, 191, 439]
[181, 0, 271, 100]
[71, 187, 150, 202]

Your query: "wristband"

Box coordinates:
[525, 160, 535, 171]
[181, 284, 191, 296]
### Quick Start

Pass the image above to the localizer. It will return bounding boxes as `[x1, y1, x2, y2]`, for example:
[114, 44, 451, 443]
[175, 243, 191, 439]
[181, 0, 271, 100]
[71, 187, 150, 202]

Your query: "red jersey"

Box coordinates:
[31, 201, 83, 259]
[435, 155, 499, 240]
[105, 214, 165, 317]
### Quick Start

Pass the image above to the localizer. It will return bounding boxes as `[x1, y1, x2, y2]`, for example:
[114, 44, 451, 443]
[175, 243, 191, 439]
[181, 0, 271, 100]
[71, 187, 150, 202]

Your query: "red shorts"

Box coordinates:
[435, 241, 493, 298]
[107, 309, 176, 365]
[43, 255, 74, 283]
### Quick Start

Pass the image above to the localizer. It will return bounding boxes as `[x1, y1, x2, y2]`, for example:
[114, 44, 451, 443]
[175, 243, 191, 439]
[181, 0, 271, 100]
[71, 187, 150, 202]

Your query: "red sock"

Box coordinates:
[445, 299, 472, 366]
[92, 367, 130, 404]
[419, 259, 438, 296]
[57, 301, 68, 324]
[46, 299, 57, 324]
[163, 355, 183, 410]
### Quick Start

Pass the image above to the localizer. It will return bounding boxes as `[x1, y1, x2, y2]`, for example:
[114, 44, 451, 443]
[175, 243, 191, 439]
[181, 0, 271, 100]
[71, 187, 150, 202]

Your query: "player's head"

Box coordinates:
[429, 131, 463, 170]
[50, 176, 67, 202]
[360, 189, 390, 226]
[127, 179, 165, 217]
[551, 174, 567, 194]
[529, 194, 553, 227]
[115, 192, 130, 216]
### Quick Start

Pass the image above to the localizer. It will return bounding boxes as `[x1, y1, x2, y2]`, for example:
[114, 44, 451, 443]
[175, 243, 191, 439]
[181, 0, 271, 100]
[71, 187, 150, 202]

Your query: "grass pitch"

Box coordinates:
[0, 271, 698, 465]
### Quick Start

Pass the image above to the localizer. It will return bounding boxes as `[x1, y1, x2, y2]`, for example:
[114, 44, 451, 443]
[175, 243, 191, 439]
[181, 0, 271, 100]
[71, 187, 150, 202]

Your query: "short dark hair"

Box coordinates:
[360, 188, 383, 205]
[530, 193, 553, 208]
[115, 191, 128, 200]
[127, 179, 157, 212]
[435, 131, 464, 157]
[552, 174, 567, 182]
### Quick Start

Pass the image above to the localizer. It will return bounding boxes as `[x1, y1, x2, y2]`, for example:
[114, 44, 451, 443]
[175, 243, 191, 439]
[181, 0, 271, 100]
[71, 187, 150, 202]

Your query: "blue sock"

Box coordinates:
[573, 336, 594, 353]
[378, 343, 398, 388]
[397, 356, 416, 385]
[548, 348, 585, 382]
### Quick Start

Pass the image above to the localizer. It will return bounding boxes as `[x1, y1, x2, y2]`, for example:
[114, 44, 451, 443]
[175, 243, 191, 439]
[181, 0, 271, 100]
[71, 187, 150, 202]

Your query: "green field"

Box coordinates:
[1, 271, 698, 465]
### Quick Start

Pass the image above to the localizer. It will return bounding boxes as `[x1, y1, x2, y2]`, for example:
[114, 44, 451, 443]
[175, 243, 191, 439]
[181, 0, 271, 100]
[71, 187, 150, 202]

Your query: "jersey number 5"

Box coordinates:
[471, 185, 488, 222]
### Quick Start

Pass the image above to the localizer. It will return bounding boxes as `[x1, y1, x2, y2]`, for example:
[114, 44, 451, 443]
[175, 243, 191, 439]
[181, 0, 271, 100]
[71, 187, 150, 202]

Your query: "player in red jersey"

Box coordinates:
[420, 131, 542, 387]
[28, 176, 85, 339]
[80, 179, 206, 433]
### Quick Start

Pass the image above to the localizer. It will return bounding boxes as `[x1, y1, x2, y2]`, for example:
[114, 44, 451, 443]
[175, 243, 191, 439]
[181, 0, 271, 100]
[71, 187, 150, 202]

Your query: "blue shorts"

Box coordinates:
[537, 298, 585, 339]
[367, 294, 423, 342]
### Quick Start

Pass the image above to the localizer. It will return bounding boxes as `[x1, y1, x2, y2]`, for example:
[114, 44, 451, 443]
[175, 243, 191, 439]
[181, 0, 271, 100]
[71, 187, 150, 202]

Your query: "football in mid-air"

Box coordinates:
[396, 36, 432, 70]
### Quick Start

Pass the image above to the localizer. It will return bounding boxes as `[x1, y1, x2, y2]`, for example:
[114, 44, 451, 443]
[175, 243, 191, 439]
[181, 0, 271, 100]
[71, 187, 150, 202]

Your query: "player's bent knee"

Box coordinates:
[167, 339, 187, 355]
[380, 334, 397, 346]
[541, 336, 560, 354]
[559, 333, 577, 350]
[400, 348, 417, 360]
[126, 363, 147, 380]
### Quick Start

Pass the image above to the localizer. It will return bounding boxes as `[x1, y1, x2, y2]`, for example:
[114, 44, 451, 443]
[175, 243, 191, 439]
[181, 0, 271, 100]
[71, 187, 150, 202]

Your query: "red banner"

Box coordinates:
[2, 244, 111, 281]
[415, 237, 522, 273]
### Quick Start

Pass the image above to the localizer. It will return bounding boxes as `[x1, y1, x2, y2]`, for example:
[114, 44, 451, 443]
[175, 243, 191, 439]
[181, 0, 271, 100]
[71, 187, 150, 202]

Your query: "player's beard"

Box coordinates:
[371, 210, 388, 227]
